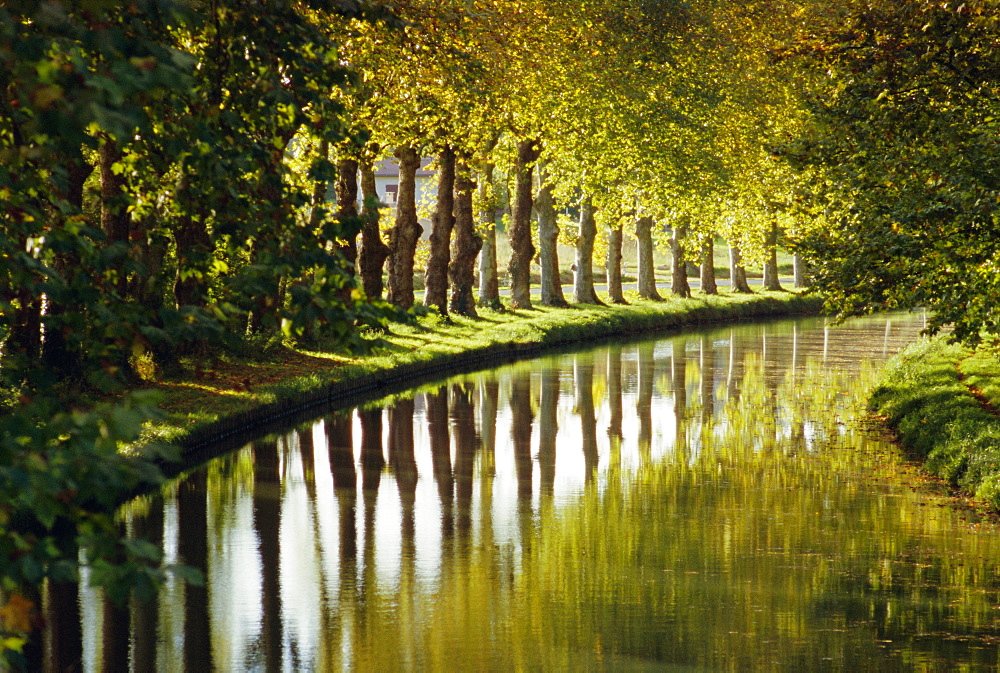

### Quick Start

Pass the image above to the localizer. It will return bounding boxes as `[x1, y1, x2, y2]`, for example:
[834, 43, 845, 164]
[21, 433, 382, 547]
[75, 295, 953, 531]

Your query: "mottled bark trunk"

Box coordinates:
[762, 222, 783, 291]
[605, 221, 626, 304]
[358, 158, 389, 300]
[508, 138, 541, 309]
[42, 157, 93, 377]
[635, 215, 662, 300]
[477, 158, 501, 309]
[793, 253, 808, 288]
[729, 241, 754, 293]
[700, 235, 718, 295]
[386, 146, 422, 309]
[573, 195, 601, 304]
[448, 157, 481, 317]
[536, 165, 568, 307]
[424, 145, 456, 312]
[247, 133, 294, 332]
[670, 223, 691, 298]
[308, 139, 330, 231]
[335, 157, 360, 311]
[9, 287, 42, 362]
[99, 136, 130, 295]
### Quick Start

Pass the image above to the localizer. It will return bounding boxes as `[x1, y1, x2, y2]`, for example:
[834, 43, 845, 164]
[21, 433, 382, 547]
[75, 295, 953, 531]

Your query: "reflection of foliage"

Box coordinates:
[209, 314, 997, 671]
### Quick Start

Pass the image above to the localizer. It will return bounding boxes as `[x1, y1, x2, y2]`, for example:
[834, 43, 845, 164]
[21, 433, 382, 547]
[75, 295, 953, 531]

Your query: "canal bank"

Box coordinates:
[870, 336, 1000, 511]
[145, 291, 823, 469]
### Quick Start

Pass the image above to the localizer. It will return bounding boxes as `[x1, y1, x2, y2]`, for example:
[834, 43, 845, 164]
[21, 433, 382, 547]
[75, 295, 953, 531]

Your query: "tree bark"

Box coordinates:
[42, 156, 93, 377]
[635, 215, 662, 300]
[335, 156, 360, 311]
[573, 195, 602, 304]
[605, 220, 626, 304]
[449, 156, 481, 317]
[247, 131, 295, 332]
[670, 222, 691, 298]
[762, 222, 784, 291]
[507, 138, 541, 309]
[729, 241, 754, 293]
[358, 157, 389, 300]
[99, 135, 130, 295]
[308, 139, 330, 231]
[424, 145, 456, 312]
[793, 253, 808, 288]
[477, 158, 501, 309]
[536, 165, 568, 307]
[386, 145, 422, 309]
[700, 234, 718, 295]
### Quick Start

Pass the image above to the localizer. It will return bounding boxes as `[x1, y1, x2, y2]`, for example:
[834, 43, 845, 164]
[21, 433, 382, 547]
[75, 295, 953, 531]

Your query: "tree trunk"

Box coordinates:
[635, 215, 661, 300]
[42, 156, 93, 377]
[308, 139, 330, 231]
[424, 145, 456, 312]
[700, 235, 718, 295]
[507, 138, 541, 309]
[99, 136, 130, 296]
[793, 253, 808, 288]
[386, 145, 422, 310]
[333, 157, 361, 323]
[247, 132, 295, 333]
[729, 241, 754, 293]
[477, 158, 501, 309]
[605, 221, 626, 304]
[670, 222, 691, 298]
[448, 156, 481, 317]
[536, 164, 568, 307]
[358, 157, 389, 300]
[573, 195, 602, 304]
[9, 286, 42, 363]
[762, 222, 783, 291]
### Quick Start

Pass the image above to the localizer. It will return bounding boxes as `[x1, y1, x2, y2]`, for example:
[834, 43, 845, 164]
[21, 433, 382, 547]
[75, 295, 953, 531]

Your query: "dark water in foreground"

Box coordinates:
[70, 312, 1000, 671]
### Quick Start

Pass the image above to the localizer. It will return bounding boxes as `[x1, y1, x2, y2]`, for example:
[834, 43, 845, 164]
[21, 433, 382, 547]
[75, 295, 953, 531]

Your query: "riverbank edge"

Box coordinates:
[160, 292, 824, 472]
[869, 337, 1000, 511]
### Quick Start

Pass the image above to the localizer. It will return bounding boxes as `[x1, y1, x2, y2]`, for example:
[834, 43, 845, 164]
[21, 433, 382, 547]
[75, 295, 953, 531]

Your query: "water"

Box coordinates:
[72, 313, 1000, 671]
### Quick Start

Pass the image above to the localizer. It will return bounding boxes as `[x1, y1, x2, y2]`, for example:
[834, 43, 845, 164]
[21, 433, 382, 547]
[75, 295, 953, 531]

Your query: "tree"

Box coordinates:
[449, 156, 482, 316]
[780, 0, 1000, 343]
[508, 138, 542, 309]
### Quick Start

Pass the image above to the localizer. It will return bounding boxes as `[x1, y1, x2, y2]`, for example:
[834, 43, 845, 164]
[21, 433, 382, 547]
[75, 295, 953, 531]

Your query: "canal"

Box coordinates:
[73, 312, 1000, 670]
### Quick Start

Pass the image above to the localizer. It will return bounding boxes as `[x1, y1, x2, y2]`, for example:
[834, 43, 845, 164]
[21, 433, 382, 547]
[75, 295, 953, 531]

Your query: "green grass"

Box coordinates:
[145, 291, 823, 458]
[493, 233, 796, 285]
[869, 338, 1000, 509]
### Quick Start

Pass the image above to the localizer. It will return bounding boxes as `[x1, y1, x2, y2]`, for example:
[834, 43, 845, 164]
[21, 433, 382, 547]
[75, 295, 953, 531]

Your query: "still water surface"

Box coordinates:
[81, 313, 1000, 670]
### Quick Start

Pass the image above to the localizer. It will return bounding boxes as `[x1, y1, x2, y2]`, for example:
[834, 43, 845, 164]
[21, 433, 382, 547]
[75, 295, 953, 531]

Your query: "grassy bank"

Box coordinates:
[143, 291, 822, 465]
[869, 337, 1000, 510]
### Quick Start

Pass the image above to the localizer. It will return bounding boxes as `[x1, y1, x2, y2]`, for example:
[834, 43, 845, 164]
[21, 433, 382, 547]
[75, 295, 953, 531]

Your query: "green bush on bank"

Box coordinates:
[870, 338, 1000, 508]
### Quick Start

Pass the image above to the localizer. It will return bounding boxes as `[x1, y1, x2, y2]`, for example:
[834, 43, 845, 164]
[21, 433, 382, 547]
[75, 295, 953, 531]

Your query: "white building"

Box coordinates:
[371, 157, 435, 227]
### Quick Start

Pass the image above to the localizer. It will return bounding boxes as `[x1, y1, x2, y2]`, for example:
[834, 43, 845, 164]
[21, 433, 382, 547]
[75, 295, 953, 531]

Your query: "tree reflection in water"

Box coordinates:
[54, 313, 1000, 671]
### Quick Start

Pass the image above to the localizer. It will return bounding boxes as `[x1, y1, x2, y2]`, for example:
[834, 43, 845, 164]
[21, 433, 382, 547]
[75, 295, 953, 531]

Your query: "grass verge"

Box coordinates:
[869, 337, 1000, 510]
[141, 291, 823, 469]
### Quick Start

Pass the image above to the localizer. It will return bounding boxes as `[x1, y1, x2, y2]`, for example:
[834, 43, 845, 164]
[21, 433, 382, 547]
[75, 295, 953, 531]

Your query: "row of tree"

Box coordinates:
[4, 0, 991, 666]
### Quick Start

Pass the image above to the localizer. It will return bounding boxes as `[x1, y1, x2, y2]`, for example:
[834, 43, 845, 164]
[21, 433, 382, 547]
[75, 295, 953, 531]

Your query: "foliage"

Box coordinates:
[0, 0, 390, 666]
[779, 0, 1000, 344]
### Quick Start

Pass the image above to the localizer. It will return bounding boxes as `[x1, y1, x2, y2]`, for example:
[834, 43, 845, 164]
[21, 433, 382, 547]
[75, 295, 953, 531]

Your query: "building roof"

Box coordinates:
[373, 157, 435, 179]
